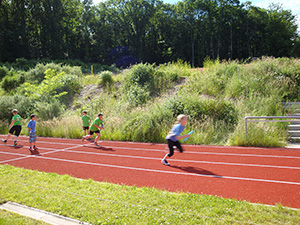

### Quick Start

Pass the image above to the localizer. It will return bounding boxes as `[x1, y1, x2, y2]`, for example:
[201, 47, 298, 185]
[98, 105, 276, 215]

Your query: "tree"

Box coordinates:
[0, 0, 299, 65]
[265, 3, 298, 57]
[0, 0, 11, 61]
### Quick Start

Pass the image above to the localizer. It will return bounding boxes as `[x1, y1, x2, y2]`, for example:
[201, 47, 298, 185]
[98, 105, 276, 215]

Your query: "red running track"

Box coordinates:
[1, 135, 300, 208]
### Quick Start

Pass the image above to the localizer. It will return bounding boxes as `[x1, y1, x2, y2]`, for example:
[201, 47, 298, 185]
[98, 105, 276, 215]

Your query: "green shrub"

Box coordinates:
[58, 74, 82, 105]
[1, 76, 18, 92]
[153, 70, 179, 93]
[59, 65, 82, 77]
[22, 69, 81, 105]
[99, 71, 114, 88]
[0, 95, 34, 122]
[120, 102, 172, 143]
[164, 96, 237, 125]
[124, 85, 150, 107]
[25, 63, 82, 84]
[0, 66, 9, 80]
[35, 99, 65, 120]
[164, 98, 185, 117]
[121, 64, 156, 106]
[15, 58, 30, 70]
[25, 63, 57, 83]
[123, 63, 155, 90]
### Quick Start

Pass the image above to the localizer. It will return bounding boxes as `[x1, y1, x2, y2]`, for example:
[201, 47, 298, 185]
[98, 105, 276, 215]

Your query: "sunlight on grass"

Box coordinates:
[1, 165, 299, 224]
[0, 209, 49, 225]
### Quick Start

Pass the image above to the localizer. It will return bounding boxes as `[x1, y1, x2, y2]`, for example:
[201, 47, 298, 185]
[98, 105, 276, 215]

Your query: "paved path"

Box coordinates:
[0, 201, 90, 225]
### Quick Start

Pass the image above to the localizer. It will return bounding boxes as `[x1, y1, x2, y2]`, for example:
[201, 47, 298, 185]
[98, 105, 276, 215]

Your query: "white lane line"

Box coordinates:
[0, 156, 31, 164]
[19, 138, 300, 160]
[1, 142, 300, 170]
[102, 145, 300, 160]
[0, 151, 25, 157]
[3, 138, 300, 159]
[5, 139, 77, 146]
[62, 149, 300, 170]
[2, 134, 300, 152]
[0, 143, 90, 164]
[23, 154, 300, 186]
[1, 145, 300, 185]
[91, 140, 300, 152]
[1, 147, 300, 170]
[33, 140, 80, 146]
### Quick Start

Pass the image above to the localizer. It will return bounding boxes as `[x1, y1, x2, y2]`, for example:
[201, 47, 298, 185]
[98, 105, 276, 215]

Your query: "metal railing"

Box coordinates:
[244, 116, 300, 138]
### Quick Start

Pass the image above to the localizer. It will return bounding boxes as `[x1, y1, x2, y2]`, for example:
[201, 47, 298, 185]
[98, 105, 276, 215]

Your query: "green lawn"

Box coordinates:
[0, 164, 299, 224]
[0, 209, 50, 225]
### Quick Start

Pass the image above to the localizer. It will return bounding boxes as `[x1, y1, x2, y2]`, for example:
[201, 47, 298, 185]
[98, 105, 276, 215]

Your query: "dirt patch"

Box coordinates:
[77, 84, 104, 101]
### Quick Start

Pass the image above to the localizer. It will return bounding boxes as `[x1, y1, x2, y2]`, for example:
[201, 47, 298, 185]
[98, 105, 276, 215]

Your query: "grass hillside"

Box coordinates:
[1, 57, 300, 147]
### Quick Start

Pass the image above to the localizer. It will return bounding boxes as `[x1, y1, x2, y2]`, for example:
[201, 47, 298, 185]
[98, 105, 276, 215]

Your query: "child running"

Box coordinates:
[2, 109, 22, 146]
[27, 114, 38, 151]
[161, 114, 192, 166]
[82, 113, 104, 146]
[82, 110, 91, 137]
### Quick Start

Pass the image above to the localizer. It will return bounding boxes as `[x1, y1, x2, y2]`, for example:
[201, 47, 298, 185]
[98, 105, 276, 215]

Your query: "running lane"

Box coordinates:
[1, 135, 300, 208]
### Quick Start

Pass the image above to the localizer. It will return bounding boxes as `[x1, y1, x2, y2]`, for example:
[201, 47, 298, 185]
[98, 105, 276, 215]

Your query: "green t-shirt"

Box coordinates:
[90, 118, 103, 132]
[12, 114, 22, 126]
[82, 115, 90, 127]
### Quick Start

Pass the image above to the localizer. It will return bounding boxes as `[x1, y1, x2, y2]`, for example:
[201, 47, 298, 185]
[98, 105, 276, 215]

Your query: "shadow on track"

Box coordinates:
[8, 145, 24, 149]
[170, 165, 222, 177]
[83, 145, 115, 151]
[29, 149, 40, 156]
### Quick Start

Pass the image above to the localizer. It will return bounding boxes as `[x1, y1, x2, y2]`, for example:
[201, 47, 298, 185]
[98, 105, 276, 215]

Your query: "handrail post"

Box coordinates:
[244, 116, 300, 141]
[245, 117, 247, 139]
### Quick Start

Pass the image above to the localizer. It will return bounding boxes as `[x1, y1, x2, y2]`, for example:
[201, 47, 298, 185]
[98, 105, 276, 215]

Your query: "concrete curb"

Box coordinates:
[0, 201, 91, 225]
[286, 143, 300, 149]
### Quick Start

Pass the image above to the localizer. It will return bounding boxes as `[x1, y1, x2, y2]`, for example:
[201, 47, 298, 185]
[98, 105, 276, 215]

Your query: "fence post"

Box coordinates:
[245, 117, 247, 139]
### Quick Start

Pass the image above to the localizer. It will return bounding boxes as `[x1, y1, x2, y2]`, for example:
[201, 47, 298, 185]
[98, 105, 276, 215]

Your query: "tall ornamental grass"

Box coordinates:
[1, 58, 300, 147]
[37, 115, 83, 139]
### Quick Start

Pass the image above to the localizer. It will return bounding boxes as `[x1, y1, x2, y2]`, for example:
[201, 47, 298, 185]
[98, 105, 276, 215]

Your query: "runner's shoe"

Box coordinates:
[29, 147, 33, 151]
[161, 159, 170, 166]
[33, 146, 38, 150]
[94, 142, 100, 147]
[13, 141, 17, 146]
[2, 139, 7, 144]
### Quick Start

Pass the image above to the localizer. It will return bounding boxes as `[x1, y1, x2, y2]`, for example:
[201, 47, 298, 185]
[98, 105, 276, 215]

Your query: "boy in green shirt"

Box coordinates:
[2, 109, 22, 146]
[82, 110, 91, 137]
[82, 113, 104, 147]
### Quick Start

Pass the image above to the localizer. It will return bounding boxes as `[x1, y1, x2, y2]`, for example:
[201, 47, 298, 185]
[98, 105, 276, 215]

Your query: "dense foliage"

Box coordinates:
[1, 57, 299, 147]
[0, 0, 299, 67]
[0, 63, 82, 121]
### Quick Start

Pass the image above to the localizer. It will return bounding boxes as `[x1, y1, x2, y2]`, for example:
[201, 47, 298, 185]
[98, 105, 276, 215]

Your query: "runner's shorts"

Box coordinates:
[90, 130, 100, 135]
[9, 125, 22, 137]
[29, 133, 37, 143]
